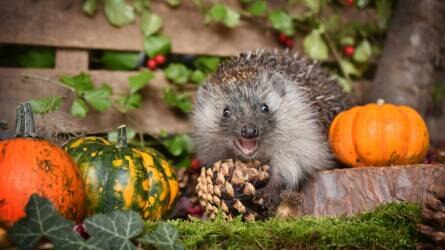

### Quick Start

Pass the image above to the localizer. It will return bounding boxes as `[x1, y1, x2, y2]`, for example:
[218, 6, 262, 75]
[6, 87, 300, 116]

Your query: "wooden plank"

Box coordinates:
[0, 68, 192, 134]
[55, 49, 89, 70]
[278, 164, 445, 217]
[0, 0, 278, 56]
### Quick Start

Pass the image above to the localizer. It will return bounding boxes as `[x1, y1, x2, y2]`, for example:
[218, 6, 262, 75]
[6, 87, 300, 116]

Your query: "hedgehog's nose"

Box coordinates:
[241, 125, 259, 139]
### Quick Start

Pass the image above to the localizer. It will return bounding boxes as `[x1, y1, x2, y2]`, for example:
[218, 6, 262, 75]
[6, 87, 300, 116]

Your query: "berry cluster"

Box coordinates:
[278, 32, 294, 49]
[146, 54, 166, 70]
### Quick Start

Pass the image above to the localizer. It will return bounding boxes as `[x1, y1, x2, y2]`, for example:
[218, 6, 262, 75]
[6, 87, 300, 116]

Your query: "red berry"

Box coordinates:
[191, 158, 202, 170]
[278, 32, 288, 44]
[285, 39, 294, 48]
[154, 54, 166, 65]
[343, 45, 355, 57]
[147, 59, 157, 70]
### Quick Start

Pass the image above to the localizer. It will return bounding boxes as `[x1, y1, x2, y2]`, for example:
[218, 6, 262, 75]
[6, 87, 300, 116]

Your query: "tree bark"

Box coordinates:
[367, 0, 445, 115]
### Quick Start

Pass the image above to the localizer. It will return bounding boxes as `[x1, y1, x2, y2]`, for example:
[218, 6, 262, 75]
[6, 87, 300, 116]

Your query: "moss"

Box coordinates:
[145, 203, 422, 249]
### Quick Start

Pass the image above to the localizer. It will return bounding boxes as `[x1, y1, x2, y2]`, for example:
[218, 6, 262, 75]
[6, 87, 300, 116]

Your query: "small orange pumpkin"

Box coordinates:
[0, 103, 85, 226]
[329, 99, 429, 167]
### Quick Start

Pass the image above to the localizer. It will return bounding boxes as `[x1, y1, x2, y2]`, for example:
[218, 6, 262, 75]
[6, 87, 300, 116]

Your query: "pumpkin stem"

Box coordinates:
[377, 99, 385, 105]
[117, 125, 127, 148]
[14, 103, 36, 138]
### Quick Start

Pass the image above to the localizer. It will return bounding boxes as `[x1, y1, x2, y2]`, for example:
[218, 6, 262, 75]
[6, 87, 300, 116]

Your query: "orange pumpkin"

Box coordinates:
[329, 99, 429, 167]
[0, 103, 85, 226]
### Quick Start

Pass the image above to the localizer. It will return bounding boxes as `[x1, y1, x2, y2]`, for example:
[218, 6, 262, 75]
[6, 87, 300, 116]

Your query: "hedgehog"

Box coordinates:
[192, 50, 350, 204]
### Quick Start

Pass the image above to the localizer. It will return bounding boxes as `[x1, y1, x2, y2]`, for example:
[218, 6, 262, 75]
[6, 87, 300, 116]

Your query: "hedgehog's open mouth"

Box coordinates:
[234, 138, 258, 157]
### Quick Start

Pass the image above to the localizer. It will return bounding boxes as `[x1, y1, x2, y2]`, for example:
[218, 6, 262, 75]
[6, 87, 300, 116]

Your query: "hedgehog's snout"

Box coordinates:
[241, 124, 259, 139]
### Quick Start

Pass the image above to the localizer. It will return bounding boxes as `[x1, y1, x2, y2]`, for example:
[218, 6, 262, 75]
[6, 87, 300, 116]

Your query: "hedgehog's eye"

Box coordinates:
[223, 107, 230, 118]
[261, 104, 269, 113]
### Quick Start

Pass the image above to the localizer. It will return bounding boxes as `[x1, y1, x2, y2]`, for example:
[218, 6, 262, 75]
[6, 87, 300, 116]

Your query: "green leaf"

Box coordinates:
[128, 70, 154, 93]
[247, 1, 267, 16]
[165, 63, 190, 85]
[376, 0, 392, 30]
[339, 59, 361, 77]
[141, 11, 163, 37]
[193, 56, 221, 73]
[133, 0, 149, 14]
[190, 70, 206, 85]
[144, 35, 171, 57]
[101, 51, 140, 70]
[165, 0, 180, 7]
[18, 47, 55, 68]
[29, 96, 63, 114]
[334, 75, 352, 93]
[301, 0, 320, 14]
[268, 10, 294, 36]
[7, 194, 91, 249]
[117, 93, 143, 112]
[138, 223, 184, 250]
[60, 72, 95, 93]
[239, 0, 254, 3]
[84, 87, 113, 112]
[353, 40, 372, 63]
[104, 0, 135, 27]
[339, 36, 355, 46]
[163, 88, 193, 113]
[162, 134, 193, 156]
[71, 98, 89, 118]
[108, 127, 137, 142]
[206, 4, 240, 28]
[84, 210, 144, 250]
[356, 0, 371, 8]
[83, 0, 98, 16]
[303, 30, 328, 60]
[323, 15, 341, 33]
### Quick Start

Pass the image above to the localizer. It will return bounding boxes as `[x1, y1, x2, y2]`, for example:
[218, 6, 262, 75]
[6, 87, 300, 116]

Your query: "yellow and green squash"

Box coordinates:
[64, 125, 179, 219]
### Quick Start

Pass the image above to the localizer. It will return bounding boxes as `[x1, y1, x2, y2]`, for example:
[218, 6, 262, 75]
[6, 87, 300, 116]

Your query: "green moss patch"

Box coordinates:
[146, 203, 422, 249]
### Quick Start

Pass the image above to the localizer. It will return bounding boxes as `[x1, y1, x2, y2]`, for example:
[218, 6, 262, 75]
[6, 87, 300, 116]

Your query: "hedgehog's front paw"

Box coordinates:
[256, 182, 282, 208]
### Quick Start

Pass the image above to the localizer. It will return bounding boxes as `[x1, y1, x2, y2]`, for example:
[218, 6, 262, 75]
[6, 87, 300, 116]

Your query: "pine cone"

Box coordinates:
[417, 185, 445, 250]
[195, 159, 271, 221]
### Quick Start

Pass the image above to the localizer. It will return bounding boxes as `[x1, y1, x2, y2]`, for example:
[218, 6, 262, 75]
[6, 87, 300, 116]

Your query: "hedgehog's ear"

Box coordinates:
[269, 72, 286, 97]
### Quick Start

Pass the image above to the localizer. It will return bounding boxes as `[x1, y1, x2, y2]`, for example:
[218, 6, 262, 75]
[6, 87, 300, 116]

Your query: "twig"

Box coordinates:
[22, 73, 75, 92]
[322, 33, 351, 83]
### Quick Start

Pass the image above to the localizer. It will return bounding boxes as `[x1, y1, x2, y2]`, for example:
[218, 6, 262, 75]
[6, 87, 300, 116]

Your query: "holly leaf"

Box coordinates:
[84, 87, 113, 112]
[83, 0, 98, 16]
[117, 93, 143, 112]
[193, 56, 220, 73]
[71, 98, 89, 118]
[339, 59, 361, 77]
[129, 70, 154, 93]
[29, 96, 63, 114]
[206, 4, 240, 28]
[247, 1, 267, 16]
[141, 11, 163, 37]
[84, 211, 144, 250]
[101, 51, 141, 70]
[268, 10, 294, 36]
[165, 63, 190, 85]
[18, 47, 55, 68]
[353, 40, 372, 63]
[303, 30, 328, 60]
[104, 0, 135, 27]
[7, 195, 87, 250]
[165, 0, 180, 7]
[138, 223, 184, 250]
[190, 70, 206, 85]
[144, 35, 171, 57]
[60, 73, 95, 93]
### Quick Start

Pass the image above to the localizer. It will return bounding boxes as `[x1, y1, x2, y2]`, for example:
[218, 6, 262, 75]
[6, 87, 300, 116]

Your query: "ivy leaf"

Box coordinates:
[128, 70, 154, 94]
[353, 40, 372, 63]
[268, 10, 294, 36]
[18, 47, 55, 68]
[84, 87, 113, 112]
[247, 1, 267, 16]
[117, 93, 143, 112]
[144, 35, 171, 57]
[165, 63, 190, 85]
[104, 0, 135, 27]
[141, 11, 163, 37]
[206, 4, 240, 28]
[190, 70, 206, 85]
[138, 223, 184, 250]
[193, 56, 220, 73]
[71, 98, 89, 118]
[165, 0, 180, 7]
[108, 127, 137, 142]
[60, 73, 95, 93]
[339, 59, 361, 77]
[29, 96, 63, 114]
[303, 30, 328, 60]
[84, 210, 144, 250]
[101, 51, 141, 70]
[83, 0, 98, 16]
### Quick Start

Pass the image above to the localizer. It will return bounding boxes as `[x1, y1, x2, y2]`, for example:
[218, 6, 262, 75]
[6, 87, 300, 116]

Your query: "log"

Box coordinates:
[278, 164, 445, 217]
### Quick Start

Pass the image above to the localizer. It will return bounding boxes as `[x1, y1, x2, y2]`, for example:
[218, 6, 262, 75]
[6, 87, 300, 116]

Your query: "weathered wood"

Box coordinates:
[0, 0, 278, 56]
[55, 49, 89, 70]
[0, 68, 192, 134]
[278, 164, 445, 217]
